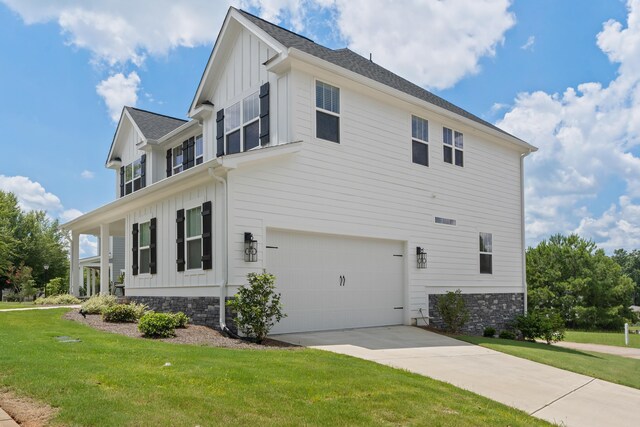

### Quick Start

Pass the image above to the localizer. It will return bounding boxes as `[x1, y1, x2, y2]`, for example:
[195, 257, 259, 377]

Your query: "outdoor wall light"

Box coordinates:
[416, 247, 427, 269]
[244, 232, 258, 262]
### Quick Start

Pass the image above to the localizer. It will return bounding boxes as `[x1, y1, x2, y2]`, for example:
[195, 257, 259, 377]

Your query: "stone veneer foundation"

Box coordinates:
[428, 292, 524, 335]
[126, 296, 237, 333]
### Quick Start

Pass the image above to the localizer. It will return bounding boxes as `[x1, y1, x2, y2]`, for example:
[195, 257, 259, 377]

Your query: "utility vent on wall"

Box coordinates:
[435, 217, 456, 226]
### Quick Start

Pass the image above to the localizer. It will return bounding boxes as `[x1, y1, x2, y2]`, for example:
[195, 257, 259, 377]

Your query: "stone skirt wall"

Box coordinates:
[428, 292, 524, 335]
[126, 296, 237, 333]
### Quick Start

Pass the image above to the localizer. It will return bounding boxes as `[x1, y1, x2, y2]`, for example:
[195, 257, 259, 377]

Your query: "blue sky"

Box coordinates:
[1, 0, 639, 254]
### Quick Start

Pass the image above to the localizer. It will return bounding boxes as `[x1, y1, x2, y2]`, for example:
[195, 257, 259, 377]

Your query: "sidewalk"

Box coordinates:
[553, 341, 640, 359]
[0, 408, 18, 427]
[0, 305, 80, 312]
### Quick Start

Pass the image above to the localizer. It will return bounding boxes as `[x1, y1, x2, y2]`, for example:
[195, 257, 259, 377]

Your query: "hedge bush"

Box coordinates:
[437, 290, 470, 333]
[515, 311, 565, 344]
[34, 294, 81, 305]
[138, 312, 176, 338]
[102, 303, 147, 323]
[483, 327, 496, 338]
[81, 294, 118, 314]
[171, 312, 189, 328]
[498, 330, 516, 340]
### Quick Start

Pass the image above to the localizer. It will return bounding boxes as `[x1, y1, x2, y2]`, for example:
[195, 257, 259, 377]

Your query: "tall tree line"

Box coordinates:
[0, 191, 69, 295]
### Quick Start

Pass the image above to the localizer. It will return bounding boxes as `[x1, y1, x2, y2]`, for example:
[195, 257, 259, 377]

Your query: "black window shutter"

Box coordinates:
[187, 137, 195, 169]
[140, 154, 147, 188]
[216, 109, 225, 157]
[119, 166, 125, 197]
[259, 82, 270, 146]
[201, 201, 212, 270]
[181, 140, 189, 171]
[132, 223, 139, 276]
[149, 217, 157, 275]
[166, 148, 172, 177]
[176, 209, 185, 272]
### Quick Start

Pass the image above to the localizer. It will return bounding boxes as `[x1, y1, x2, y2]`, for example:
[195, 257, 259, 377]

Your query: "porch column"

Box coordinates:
[100, 224, 110, 294]
[91, 269, 96, 296]
[70, 231, 80, 296]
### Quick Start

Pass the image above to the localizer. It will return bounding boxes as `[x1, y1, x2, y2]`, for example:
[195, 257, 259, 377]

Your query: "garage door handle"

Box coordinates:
[343, 276, 346, 286]
[339, 275, 345, 286]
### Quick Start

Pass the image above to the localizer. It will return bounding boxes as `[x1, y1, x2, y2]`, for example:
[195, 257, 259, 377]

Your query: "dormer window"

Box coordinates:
[120, 155, 146, 196]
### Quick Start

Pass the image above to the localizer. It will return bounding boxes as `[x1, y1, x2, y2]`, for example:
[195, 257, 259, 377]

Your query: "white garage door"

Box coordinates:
[267, 229, 405, 334]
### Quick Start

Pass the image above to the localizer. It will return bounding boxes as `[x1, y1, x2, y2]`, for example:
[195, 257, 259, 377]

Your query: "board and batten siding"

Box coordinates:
[124, 183, 220, 297]
[225, 65, 525, 321]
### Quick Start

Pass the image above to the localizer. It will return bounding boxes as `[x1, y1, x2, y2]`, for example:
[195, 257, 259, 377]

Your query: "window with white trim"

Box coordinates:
[412, 115, 429, 167]
[172, 146, 183, 174]
[443, 127, 464, 167]
[186, 206, 202, 270]
[195, 134, 204, 164]
[479, 232, 492, 274]
[225, 92, 260, 154]
[139, 221, 151, 274]
[124, 157, 143, 195]
[316, 81, 340, 143]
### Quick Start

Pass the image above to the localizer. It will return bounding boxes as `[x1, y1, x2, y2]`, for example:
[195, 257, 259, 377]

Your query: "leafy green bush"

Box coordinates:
[171, 312, 189, 328]
[483, 327, 496, 337]
[515, 311, 565, 344]
[498, 330, 516, 340]
[437, 290, 470, 334]
[102, 303, 146, 323]
[81, 294, 118, 314]
[227, 272, 286, 343]
[138, 312, 176, 338]
[34, 294, 81, 305]
[45, 277, 68, 296]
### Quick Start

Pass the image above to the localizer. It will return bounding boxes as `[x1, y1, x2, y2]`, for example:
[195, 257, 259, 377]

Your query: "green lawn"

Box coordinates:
[458, 336, 640, 390]
[564, 330, 640, 349]
[0, 310, 548, 427]
[0, 301, 35, 310]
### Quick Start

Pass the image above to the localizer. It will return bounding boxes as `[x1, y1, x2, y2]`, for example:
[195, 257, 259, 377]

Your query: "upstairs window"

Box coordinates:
[122, 156, 145, 195]
[168, 134, 203, 177]
[316, 81, 340, 143]
[411, 115, 429, 167]
[443, 127, 464, 167]
[173, 146, 183, 174]
[195, 134, 204, 165]
[479, 232, 492, 274]
[224, 92, 260, 155]
[186, 206, 202, 270]
[124, 163, 133, 194]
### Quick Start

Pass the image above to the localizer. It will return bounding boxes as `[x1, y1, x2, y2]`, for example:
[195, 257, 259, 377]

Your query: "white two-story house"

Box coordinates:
[63, 7, 537, 335]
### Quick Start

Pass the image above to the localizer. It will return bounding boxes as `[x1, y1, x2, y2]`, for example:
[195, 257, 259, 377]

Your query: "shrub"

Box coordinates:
[102, 303, 146, 323]
[138, 312, 176, 338]
[437, 290, 470, 334]
[45, 277, 68, 296]
[34, 294, 81, 305]
[171, 312, 189, 328]
[81, 294, 118, 314]
[515, 311, 565, 344]
[227, 272, 286, 343]
[483, 327, 496, 338]
[498, 330, 516, 340]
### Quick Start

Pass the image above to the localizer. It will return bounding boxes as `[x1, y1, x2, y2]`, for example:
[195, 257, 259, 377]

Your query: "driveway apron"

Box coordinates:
[275, 326, 639, 427]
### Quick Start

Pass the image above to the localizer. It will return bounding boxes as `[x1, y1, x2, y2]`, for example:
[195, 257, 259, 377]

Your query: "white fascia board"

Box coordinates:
[287, 48, 537, 153]
[189, 104, 215, 122]
[105, 108, 148, 167]
[155, 120, 202, 148]
[188, 8, 286, 116]
[63, 142, 302, 234]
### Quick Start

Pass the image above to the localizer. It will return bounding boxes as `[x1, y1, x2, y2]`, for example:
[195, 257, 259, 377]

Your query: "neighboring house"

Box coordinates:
[62, 7, 537, 335]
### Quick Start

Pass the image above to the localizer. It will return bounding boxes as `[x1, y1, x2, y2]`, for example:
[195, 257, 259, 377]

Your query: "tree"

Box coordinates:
[612, 249, 640, 305]
[437, 290, 470, 333]
[527, 234, 636, 330]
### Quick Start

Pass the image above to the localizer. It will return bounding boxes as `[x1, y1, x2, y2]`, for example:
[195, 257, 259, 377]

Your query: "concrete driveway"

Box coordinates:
[275, 326, 639, 427]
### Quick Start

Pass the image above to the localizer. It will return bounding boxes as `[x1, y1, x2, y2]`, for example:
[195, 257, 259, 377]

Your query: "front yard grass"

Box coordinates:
[0, 309, 548, 427]
[458, 336, 640, 390]
[564, 330, 640, 349]
[0, 301, 35, 310]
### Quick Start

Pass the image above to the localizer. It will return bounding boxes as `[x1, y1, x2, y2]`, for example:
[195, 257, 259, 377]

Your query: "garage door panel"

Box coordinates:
[267, 229, 404, 334]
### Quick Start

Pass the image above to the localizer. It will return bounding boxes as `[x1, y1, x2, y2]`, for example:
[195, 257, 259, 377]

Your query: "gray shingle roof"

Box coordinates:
[125, 107, 187, 140]
[238, 9, 520, 141]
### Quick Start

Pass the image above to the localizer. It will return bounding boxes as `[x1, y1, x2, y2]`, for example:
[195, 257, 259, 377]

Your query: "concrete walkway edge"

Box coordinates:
[0, 407, 19, 427]
[0, 305, 80, 312]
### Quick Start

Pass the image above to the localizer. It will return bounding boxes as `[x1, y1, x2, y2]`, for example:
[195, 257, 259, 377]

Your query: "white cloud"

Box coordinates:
[60, 209, 84, 222]
[498, 0, 640, 250]
[79, 235, 98, 257]
[80, 170, 95, 179]
[521, 35, 535, 50]
[96, 72, 141, 122]
[0, 175, 63, 212]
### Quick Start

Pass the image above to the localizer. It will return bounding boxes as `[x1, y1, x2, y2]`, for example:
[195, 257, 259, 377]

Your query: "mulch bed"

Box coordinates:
[63, 310, 296, 349]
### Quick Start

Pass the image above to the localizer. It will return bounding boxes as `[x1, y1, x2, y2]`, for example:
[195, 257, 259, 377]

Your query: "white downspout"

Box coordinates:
[520, 151, 532, 313]
[209, 168, 229, 331]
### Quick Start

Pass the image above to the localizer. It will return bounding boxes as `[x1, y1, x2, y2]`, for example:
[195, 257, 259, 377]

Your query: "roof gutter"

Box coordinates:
[520, 150, 533, 314]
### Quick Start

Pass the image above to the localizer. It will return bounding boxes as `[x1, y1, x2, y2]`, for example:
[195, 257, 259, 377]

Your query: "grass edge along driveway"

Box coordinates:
[0, 309, 549, 427]
[563, 330, 640, 349]
[457, 335, 640, 390]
